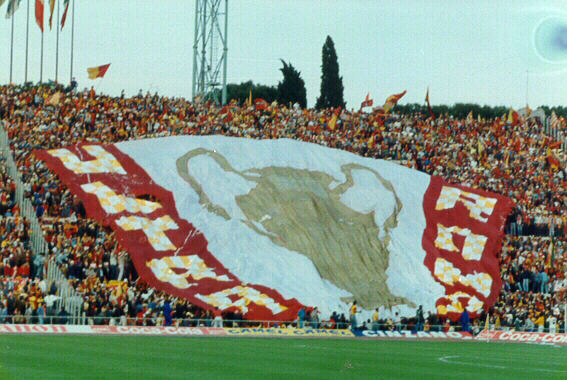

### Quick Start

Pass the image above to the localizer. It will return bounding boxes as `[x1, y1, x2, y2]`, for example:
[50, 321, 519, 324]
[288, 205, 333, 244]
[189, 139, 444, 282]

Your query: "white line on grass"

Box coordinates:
[438, 355, 567, 374]
[438, 355, 506, 369]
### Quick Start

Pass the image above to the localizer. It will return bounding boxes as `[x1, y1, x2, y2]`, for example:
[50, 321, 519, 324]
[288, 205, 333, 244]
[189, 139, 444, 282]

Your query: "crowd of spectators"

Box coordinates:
[1, 83, 567, 332]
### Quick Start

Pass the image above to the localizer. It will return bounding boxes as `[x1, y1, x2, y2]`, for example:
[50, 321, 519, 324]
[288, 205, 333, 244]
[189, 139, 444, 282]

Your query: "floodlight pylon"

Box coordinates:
[192, 0, 228, 104]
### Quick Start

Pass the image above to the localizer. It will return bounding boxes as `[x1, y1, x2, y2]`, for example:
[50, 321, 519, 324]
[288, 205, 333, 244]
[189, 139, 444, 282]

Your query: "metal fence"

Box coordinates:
[0, 315, 565, 335]
[0, 121, 83, 322]
[0, 315, 320, 328]
[0, 315, 456, 330]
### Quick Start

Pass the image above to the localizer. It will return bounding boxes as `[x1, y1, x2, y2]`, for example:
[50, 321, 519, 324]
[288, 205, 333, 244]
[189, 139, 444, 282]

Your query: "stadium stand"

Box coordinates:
[0, 83, 566, 332]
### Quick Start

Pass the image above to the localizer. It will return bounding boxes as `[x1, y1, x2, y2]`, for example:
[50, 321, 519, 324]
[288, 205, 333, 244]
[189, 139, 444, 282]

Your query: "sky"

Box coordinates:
[1, 0, 567, 109]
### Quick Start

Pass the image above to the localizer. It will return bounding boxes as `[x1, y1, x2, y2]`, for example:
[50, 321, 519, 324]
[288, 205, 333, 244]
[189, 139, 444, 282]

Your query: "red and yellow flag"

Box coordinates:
[360, 93, 373, 109]
[46, 91, 61, 106]
[383, 90, 406, 113]
[547, 148, 561, 171]
[60, 0, 69, 29]
[328, 107, 341, 131]
[507, 109, 521, 126]
[48, 0, 55, 29]
[87, 63, 111, 79]
[368, 132, 379, 148]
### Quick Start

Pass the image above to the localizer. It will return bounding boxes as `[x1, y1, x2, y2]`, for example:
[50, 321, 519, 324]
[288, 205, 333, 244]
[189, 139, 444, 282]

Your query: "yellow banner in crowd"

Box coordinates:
[224, 328, 354, 337]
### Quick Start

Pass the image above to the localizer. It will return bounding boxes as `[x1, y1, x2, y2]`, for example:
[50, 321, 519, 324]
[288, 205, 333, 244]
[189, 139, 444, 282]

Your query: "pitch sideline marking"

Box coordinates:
[438, 355, 506, 369]
[438, 355, 567, 373]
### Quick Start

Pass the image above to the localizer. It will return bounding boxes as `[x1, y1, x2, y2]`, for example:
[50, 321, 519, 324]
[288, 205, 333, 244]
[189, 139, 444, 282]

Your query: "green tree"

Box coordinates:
[276, 60, 307, 108]
[215, 81, 278, 105]
[391, 102, 522, 120]
[554, 106, 567, 119]
[315, 36, 346, 109]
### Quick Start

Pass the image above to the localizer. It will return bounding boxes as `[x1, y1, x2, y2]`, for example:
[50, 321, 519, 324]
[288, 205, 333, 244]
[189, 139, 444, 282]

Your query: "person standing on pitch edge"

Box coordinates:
[416, 305, 425, 332]
[350, 300, 358, 331]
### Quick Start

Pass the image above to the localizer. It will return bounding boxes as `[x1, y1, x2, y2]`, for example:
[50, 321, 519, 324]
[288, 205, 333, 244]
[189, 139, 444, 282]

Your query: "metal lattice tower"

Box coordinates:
[192, 0, 228, 104]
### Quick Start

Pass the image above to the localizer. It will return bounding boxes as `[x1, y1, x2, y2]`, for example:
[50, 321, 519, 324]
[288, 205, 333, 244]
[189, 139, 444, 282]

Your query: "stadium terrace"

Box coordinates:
[0, 83, 566, 336]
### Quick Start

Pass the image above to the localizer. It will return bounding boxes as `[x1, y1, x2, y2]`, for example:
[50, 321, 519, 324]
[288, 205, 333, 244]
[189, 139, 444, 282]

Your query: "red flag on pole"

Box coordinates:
[35, 0, 44, 32]
[60, 0, 69, 29]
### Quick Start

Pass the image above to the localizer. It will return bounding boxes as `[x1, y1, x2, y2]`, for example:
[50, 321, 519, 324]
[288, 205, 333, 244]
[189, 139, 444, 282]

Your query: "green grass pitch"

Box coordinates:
[0, 336, 565, 379]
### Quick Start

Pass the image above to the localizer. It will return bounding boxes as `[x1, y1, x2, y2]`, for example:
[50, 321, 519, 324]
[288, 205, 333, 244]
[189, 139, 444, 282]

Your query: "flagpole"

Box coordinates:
[96, 75, 106, 91]
[70, 0, 75, 85]
[10, 10, 14, 84]
[40, 30, 44, 83]
[525, 70, 529, 107]
[55, 0, 60, 83]
[25, 0, 30, 83]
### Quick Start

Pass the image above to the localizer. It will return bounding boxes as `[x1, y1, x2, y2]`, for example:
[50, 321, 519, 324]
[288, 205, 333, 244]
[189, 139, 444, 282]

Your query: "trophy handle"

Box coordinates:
[176, 148, 259, 220]
[333, 163, 403, 234]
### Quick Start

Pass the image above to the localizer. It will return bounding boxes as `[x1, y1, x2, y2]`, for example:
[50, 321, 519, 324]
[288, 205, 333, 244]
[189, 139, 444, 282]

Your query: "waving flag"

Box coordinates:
[5, 0, 22, 18]
[547, 148, 561, 171]
[46, 91, 62, 106]
[35, 136, 513, 321]
[35, 0, 44, 32]
[87, 63, 111, 79]
[507, 109, 521, 126]
[328, 106, 341, 130]
[60, 0, 69, 29]
[254, 98, 269, 111]
[360, 93, 373, 109]
[425, 88, 436, 120]
[48, 0, 55, 29]
[383, 90, 407, 113]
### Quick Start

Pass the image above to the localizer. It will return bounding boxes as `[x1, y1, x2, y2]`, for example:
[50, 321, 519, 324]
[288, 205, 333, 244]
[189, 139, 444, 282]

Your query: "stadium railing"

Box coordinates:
[0, 121, 83, 322]
[4, 315, 552, 334]
[0, 315, 425, 329]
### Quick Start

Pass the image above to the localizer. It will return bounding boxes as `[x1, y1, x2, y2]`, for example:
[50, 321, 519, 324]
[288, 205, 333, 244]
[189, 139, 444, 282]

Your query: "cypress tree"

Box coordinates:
[277, 60, 307, 108]
[316, 36, 346, 109]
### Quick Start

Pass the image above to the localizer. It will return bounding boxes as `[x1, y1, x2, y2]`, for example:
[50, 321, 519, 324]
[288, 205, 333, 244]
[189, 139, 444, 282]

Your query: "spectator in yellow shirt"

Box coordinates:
[371, 308, 379, 331]
[350, 300, 358, 331]
[534, 313, 545, 333]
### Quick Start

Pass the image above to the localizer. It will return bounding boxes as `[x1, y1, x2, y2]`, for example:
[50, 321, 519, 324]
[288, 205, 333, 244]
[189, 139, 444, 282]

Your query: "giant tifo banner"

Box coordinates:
[35, 136, 513, 321]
